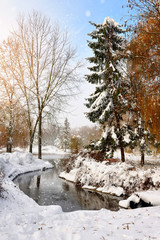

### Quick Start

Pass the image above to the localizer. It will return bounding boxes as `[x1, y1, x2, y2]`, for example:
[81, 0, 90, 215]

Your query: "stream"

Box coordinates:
[14, 156, 123, 212]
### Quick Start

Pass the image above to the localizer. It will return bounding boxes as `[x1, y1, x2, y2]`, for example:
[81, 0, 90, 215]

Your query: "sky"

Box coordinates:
[0, 0, 128, 128]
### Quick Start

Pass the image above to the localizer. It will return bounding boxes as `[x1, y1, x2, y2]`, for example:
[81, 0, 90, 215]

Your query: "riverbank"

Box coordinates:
[0, 152, 160, 239]
[0, 152, 53, 180]
[60, 151, 160, 197]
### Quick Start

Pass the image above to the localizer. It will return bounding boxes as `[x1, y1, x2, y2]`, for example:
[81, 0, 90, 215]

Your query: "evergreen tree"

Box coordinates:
[85, 17, 131, 162]
[62, 118, 71, 152]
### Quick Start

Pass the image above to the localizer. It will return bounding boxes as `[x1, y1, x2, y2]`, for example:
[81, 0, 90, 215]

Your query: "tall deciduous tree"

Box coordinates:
[2, 11, 81, 158]
[85, 17, 131, 162]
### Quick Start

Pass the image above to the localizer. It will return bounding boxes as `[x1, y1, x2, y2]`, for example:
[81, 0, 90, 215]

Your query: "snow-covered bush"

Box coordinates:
[60, 152, 160, 196]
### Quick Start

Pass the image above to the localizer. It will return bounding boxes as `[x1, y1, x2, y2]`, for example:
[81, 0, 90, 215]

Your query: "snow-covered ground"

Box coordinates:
[0, 151, 160, 239]
[32, 145, 68, 155]
[0, 145, 67, 156]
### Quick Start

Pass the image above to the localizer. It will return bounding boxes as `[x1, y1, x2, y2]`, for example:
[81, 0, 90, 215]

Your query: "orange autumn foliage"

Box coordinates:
[0, 101, 29, 149]
[128, 16, 160, 142]
[129, 17, 160, 84]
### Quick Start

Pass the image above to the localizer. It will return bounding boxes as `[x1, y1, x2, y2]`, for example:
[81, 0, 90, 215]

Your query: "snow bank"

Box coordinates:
[120, 190, 160, 209]
[119, 194, 141, 209]
[138, 191, 160, 206]
[60, 168, 79, 182]
[59, 153, 160, 196]
[0, 152, 53, 180]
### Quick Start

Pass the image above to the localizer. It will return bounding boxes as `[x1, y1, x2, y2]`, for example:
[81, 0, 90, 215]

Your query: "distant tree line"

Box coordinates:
[42, 119, 102, 154]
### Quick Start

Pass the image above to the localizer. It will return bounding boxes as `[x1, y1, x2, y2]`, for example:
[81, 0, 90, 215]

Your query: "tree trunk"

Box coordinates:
[37, 175, 41, 188]
[120, 141, 125, 162]
[29, 139, 33, 153]
[29, 129, 33, 153]
[6, 142, 12, 153]
[7, 105, 14, 153]
[115, 111, 125, 162]
[28, 118, 39, 153]
[141, 150, 145, 167]
[38, 113, 42, 159]
[28, 121, 33, 153]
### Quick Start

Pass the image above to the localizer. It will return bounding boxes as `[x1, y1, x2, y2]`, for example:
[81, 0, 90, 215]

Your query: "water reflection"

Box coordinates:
[14, 167, 123, 212]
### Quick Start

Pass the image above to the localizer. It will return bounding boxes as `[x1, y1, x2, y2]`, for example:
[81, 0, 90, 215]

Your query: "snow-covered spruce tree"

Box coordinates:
[85, 17, 132, 162]
[62, 118, 71, 152]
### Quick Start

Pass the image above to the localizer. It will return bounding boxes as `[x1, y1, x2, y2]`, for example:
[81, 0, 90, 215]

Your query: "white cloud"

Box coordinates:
[85, 10, 91, 17]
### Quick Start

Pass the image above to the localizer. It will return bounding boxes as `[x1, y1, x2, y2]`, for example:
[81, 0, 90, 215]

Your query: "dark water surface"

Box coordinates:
[14, 158, 123, 212]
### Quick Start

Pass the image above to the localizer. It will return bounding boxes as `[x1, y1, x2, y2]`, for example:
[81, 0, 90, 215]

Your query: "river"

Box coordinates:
[14, 155, 124, 212]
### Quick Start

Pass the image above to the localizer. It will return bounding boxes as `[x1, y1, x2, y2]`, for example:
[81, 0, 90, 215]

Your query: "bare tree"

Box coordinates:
[12, 10, 81, 158]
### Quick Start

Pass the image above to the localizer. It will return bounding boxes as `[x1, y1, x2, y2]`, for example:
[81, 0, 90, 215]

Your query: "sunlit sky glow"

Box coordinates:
[0, 0, 128, 128]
